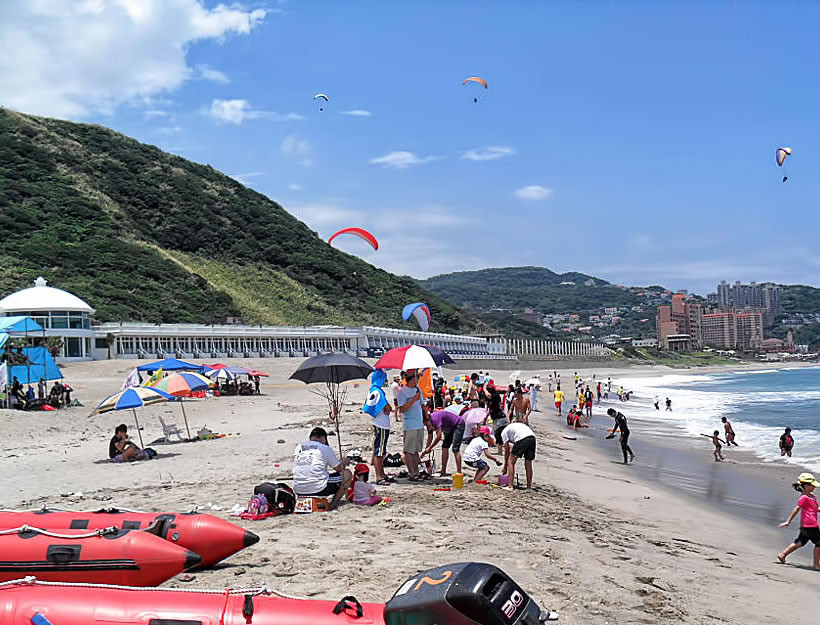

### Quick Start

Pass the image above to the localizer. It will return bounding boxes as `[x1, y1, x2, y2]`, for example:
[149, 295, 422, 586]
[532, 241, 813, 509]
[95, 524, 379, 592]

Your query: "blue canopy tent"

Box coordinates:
[136, 358, 205, 373]
[0, 316, 45, 334]
[9, 346, 62, 385]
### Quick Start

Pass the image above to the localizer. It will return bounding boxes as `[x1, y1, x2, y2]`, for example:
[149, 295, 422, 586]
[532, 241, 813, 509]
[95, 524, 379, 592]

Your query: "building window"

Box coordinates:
[66, 337, 83, 358]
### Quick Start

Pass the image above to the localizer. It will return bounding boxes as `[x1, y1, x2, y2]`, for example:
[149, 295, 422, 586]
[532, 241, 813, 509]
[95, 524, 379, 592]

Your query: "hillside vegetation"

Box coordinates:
[0, 109, 475, 332]
[419, 266, 646, 313]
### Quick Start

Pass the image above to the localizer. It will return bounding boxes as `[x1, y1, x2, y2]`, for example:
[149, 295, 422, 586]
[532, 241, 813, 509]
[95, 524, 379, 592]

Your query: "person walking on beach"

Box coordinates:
[665, 397, 672, 411]
[654, 396, 660, 410]
[701, 430, 725, 461]
[507, 387, 532, 424]
[721, 417, 738, 446]
[584, 386, 593, 418]
[397, 369, 425, 481]
[777, 473, 820, 569]
[606, 408, 634, 464]
[554, 386, 565, 416]
[780, 427, 795, 457]
[596, 381, 602, 404]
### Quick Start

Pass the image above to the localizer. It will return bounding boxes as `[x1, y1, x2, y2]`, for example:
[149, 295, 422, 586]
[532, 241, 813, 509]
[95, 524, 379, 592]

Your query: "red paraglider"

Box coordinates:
[328, 228, 379, 251]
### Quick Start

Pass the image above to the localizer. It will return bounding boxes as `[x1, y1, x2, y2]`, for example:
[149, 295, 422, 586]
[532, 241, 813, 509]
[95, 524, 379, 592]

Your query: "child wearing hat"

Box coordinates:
[777, 472, 820, 569]
[462, 427, 503, 482]
[351, 463, 382, 506]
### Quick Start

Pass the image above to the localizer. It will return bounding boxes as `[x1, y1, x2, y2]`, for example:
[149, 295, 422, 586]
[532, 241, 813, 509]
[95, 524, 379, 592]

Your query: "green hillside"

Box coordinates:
[419, 266, 646, 314]
[0, 108, 474, 332]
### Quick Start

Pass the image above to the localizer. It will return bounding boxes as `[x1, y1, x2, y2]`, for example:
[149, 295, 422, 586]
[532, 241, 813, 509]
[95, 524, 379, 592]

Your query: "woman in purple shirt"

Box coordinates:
[421, 409, 465, 476]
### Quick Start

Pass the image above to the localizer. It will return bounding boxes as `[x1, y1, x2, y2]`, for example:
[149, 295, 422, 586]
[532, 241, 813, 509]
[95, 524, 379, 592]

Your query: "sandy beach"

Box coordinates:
[2, 358, 818, 625]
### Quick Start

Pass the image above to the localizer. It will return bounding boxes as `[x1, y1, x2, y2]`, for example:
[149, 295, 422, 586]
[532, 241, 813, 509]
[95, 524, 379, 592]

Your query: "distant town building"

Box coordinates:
[656, 293, 702, 350]
[632, 338, 659, 347]
[701, 311, 763, 351]
[714, 280, 781, 328]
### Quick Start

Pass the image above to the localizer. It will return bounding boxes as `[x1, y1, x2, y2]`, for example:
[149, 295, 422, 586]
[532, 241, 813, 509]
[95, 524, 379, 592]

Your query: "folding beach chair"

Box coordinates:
[158, 416, 184, 442]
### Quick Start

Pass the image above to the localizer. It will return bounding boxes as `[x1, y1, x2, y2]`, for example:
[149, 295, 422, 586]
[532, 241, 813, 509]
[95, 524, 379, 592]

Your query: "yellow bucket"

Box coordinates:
[452, 473, 464, 489]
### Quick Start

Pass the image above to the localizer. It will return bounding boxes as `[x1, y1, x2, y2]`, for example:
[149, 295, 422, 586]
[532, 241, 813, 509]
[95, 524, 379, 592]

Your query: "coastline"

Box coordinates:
[1, 358, 818, 624]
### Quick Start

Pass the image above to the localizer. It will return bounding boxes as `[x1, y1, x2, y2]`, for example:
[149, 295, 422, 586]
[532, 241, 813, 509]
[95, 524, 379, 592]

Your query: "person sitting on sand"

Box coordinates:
[780, 427, 795, 457]
[721, 416, 738, 446]
[293, 427, 351, 510]
[351, 463, 382, 506]
[109, 424, 146, 462]
[701, 430, 726, 462]
[777, 473, 820, 569]
[462, 427, 502, 482]
[501, 421, 537, 489]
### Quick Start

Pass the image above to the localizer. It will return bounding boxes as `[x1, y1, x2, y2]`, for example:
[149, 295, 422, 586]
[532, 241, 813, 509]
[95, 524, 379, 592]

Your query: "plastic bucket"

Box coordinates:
[497, 474, 510, 487]
[452, 473, 464, 489]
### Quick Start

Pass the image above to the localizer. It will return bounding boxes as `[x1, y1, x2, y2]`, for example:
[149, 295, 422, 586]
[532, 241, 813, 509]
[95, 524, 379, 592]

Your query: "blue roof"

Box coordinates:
[136, 358, 205, 373]
[0, 316, 44, 334]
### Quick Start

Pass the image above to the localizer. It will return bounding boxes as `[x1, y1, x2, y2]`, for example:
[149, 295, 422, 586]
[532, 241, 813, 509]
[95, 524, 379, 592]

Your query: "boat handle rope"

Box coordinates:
[0, 525, 120, 539]
[0, 576, 309, 600]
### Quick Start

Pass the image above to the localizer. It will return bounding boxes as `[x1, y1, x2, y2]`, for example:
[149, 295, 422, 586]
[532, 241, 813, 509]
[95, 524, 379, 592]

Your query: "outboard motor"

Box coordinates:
[384, 562, 558, 625]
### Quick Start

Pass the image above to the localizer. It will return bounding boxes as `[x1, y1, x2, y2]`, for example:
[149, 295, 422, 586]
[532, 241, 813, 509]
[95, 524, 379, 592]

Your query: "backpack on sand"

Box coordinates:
[253, 482, 297, 515]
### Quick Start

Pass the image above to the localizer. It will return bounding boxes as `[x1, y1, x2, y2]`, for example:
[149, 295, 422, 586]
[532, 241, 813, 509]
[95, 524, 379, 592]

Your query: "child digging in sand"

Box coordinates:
[351, 463, 382, 506]
[777, 473, 820, 569]
[462, 426, 503, 482]
[701, 430, 726, 461]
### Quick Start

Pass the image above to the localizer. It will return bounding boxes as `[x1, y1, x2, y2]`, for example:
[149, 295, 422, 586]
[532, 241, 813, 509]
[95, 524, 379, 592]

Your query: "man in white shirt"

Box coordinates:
[292, 427, 351, 510]
[501, 422, 537, 489]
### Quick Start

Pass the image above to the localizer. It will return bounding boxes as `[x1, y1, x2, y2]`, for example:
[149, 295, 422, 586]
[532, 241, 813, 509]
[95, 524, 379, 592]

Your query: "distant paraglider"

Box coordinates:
[314, 93, 329, 111]
[776, 146, 792, 182]
[328, 227, 379, 251]
[402, 302, 431, 332]
[462, 76, 488, 103]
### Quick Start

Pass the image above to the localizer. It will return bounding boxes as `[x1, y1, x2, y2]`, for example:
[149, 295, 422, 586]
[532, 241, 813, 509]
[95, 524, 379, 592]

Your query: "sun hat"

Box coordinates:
[797, 472, 820, 487]
[478, 425, 496, 445]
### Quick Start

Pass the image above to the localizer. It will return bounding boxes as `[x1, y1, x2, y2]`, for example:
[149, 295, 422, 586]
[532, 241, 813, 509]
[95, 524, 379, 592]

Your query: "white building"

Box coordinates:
[0, 277, 96, 360]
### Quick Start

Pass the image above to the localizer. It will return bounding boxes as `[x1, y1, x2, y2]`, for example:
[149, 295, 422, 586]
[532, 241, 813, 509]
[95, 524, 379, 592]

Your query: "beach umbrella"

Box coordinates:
[244, 369, 269, 377]
[207, 364, 253, 376]
[152, 372, 211, 440]
[462, 407, 489, 438]
[419, 345, 456, 365]
[290, 354, 374, 457]
[374, 345, 441, 371]
[90, 386, 176, 448]
[204, 368, 235, 382]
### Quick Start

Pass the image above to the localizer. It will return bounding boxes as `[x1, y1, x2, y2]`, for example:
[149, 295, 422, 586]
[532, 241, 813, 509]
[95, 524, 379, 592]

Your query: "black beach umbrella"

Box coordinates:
[289, 353, 374, 384]
[419, 345, 456, 366]
[289, 353, 374, 456]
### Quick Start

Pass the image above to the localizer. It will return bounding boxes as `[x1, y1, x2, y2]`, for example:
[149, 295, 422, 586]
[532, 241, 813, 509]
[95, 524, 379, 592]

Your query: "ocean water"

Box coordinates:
[618, 366, 820, 473]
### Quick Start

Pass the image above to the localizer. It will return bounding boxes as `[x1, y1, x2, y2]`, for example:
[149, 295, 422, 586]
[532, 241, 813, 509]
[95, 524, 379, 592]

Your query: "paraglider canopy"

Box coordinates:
[314, 93, 329, 111]
[402, 302, 431, 332]
[328, 227, 379, 251]
[463, 76, 488, 103]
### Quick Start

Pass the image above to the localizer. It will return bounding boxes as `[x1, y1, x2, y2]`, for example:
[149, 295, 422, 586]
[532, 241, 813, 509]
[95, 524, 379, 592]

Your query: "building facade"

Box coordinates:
[701, 311, 763, 351]
[657, 293, 702, 350]
[711, 280, 781, 328]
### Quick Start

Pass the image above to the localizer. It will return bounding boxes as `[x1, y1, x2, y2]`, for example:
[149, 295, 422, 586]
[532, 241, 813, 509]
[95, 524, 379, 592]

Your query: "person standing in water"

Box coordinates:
[701, 430, 725, 461]
[665, 397, 672, 411]
[777, 473, 820, 569]
[606, 408, 634, 464]
[721, 416, 738, 446]
[780, 427, 795, 457]
[653, 396, 660, 410]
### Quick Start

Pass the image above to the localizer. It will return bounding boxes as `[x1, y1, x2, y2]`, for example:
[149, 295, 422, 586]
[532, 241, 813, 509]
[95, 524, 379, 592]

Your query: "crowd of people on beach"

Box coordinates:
[6, 375, 73, 410]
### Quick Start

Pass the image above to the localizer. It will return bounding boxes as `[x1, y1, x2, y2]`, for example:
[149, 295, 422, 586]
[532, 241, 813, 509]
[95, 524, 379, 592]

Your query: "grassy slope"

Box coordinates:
[0, 109, 477, 331]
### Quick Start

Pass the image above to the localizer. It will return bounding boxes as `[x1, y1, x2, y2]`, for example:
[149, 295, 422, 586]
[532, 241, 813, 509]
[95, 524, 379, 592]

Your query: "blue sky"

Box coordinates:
[3, 1, 820, 294]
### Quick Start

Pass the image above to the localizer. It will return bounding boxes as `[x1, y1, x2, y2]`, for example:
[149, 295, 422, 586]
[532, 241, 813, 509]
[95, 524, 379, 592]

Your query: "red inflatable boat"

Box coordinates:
[0, 508, 258, 567]
[0, 526, 200, 586]
[0, 561, 558, 625]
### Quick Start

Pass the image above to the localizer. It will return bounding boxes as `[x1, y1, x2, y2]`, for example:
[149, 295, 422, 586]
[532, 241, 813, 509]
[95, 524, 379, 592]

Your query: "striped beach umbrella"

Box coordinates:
[90, 386, 176, 448]
[204, 368, 236, 382]
[152, 373, 212, 440]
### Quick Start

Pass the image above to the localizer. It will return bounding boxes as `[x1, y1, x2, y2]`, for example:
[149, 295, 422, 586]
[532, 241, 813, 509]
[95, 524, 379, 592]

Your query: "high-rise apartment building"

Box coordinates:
[701, 311, 763, 351]
[713, 281, 781, 328]
[656, 293, 702, 350]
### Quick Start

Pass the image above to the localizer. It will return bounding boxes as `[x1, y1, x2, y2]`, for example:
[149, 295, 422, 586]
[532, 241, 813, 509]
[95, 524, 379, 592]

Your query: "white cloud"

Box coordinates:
[462, 146, 515, 161]
[369, 151, 441, 169]
[209, 99, 303, 124]
[156, 126, 182, 134]
[340, 109, 372, 117]
[194, 64, 229, 84]
[289, 203, 358, 227]
[514, 185, 553, 201]
[144, 109, 171, 119]
[0, 0, 267, 118]
[288, 183, 305, 191]
[281, 134, 312, 158]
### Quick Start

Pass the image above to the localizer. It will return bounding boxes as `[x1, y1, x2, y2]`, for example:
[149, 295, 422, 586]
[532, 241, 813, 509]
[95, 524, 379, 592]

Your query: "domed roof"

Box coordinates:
[0, 277, 94, 314]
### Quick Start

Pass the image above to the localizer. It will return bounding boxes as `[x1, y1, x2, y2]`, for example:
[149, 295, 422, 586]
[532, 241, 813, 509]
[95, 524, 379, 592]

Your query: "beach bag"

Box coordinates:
[246, 493, 269, 516]
[253, 482, 296, 515]
[383, 453, 404, 468]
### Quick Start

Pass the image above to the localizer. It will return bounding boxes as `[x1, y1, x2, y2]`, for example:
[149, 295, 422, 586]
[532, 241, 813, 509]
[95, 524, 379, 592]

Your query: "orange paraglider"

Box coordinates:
[328, 227, 379, 251]
[463, 76, 488, 102]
